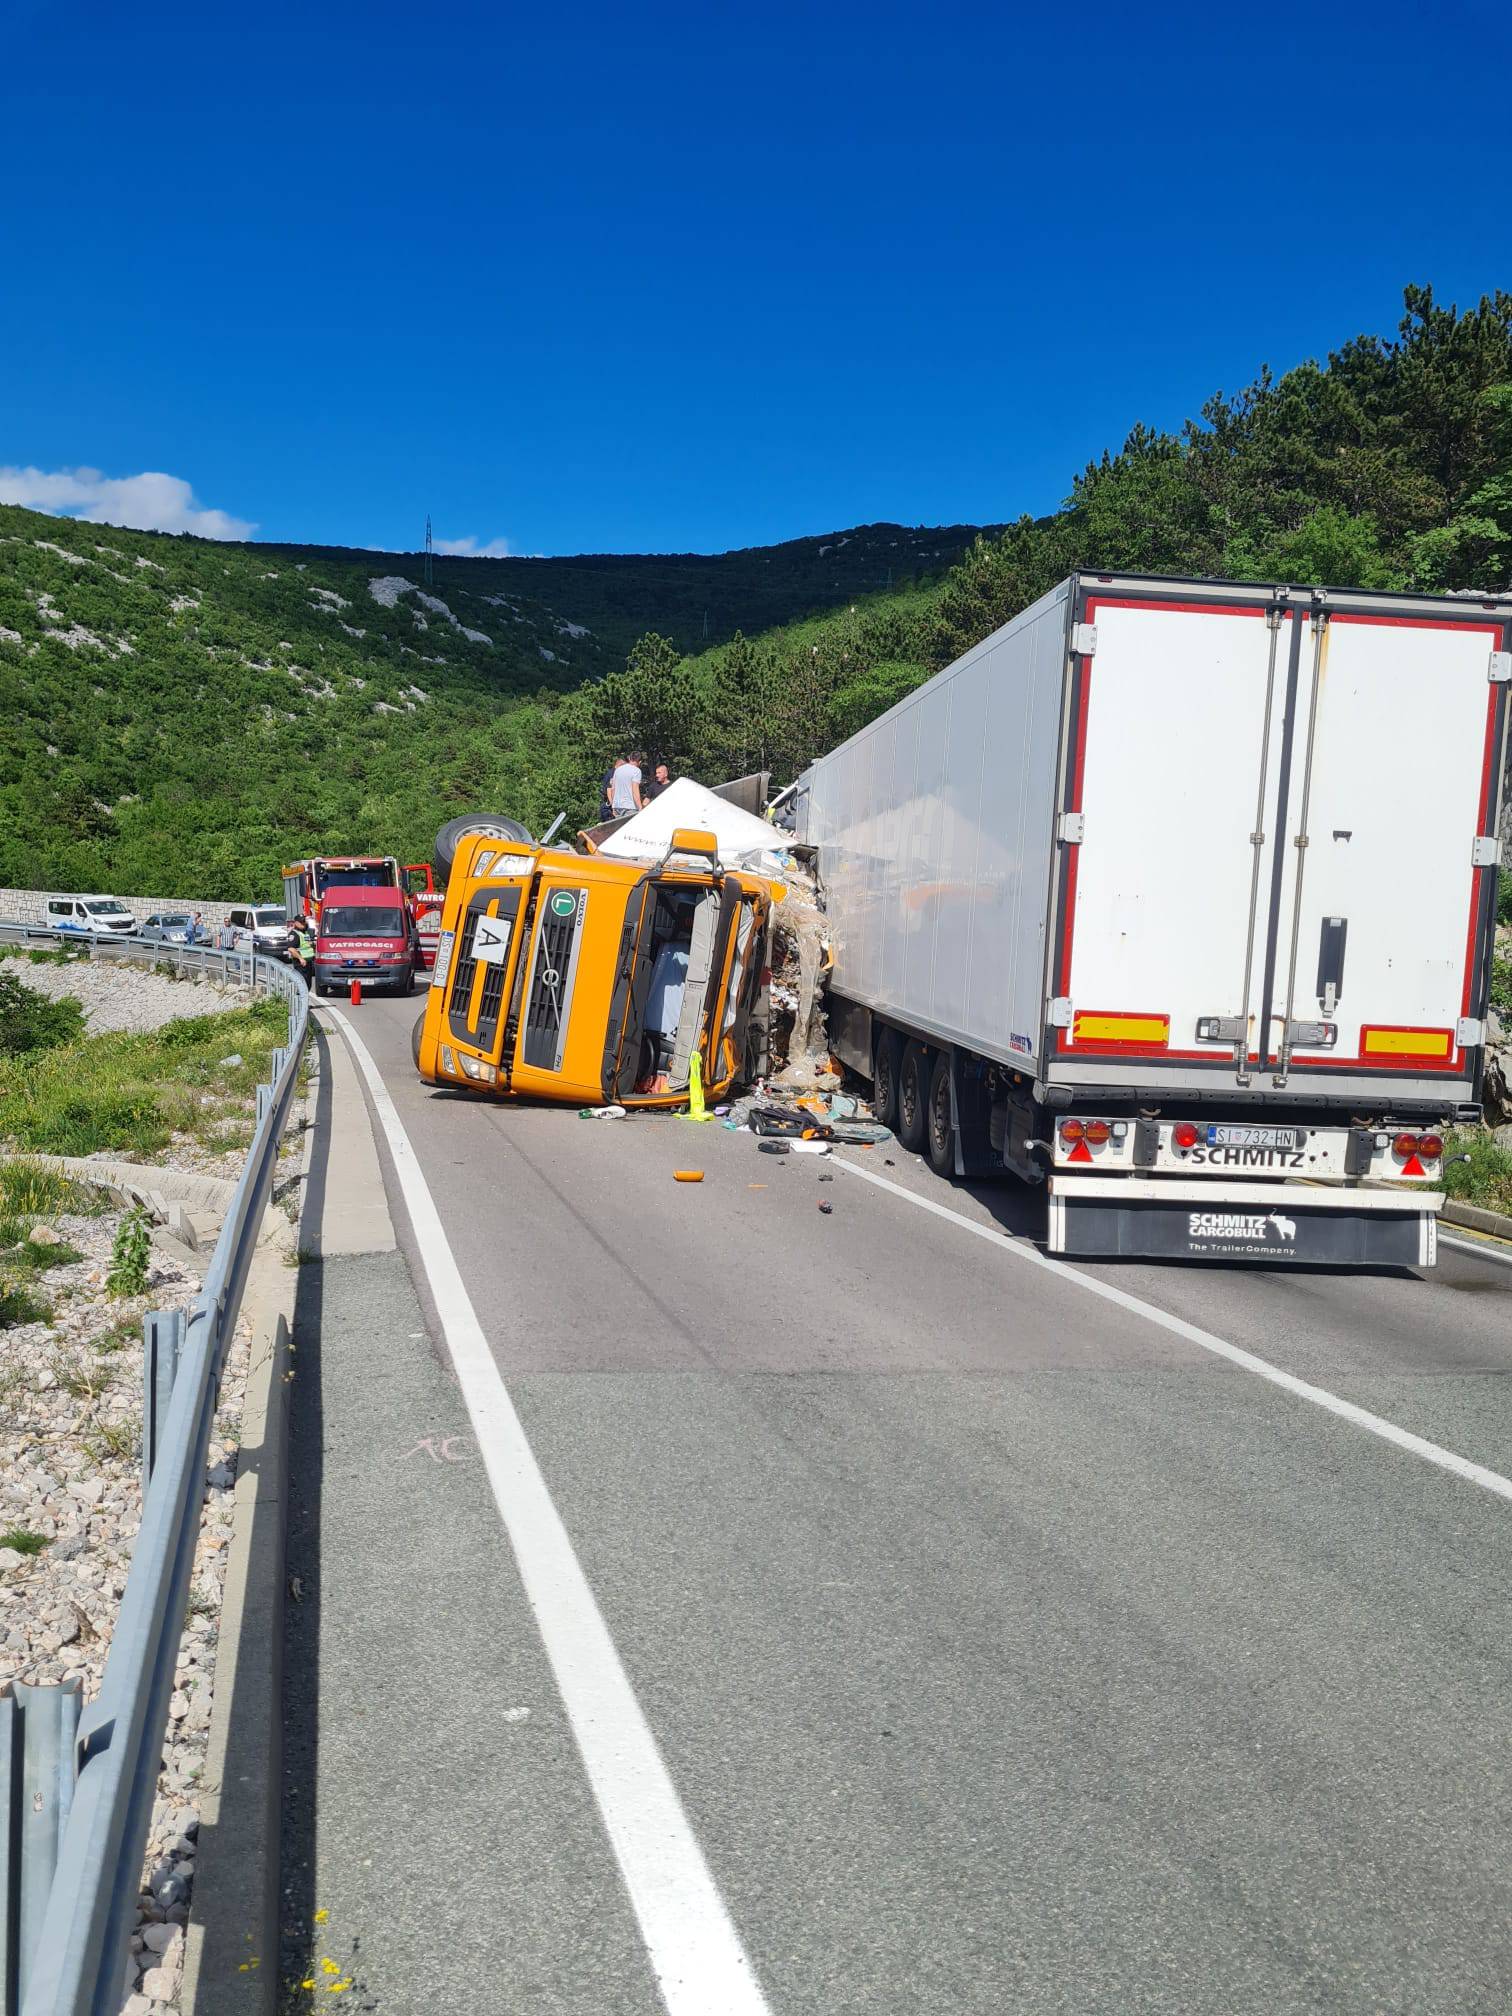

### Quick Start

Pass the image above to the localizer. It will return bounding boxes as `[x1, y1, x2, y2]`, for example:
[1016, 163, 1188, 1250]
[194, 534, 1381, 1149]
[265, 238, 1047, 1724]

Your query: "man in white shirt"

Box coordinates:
[609, 754, 644, 815]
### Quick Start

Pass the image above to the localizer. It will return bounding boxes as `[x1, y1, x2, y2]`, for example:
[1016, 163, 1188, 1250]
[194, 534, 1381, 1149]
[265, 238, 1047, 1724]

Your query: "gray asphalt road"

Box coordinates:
[306, 992, 1512, 2015]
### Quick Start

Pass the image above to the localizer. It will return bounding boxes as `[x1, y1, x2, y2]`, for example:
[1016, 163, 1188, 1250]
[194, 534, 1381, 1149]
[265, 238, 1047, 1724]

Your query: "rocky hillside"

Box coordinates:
[0, 508, 981, 900]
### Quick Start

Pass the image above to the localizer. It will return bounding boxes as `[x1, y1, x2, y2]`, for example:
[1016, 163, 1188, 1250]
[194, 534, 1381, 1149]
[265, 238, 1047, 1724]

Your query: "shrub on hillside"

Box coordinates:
[0, 972, 84, 1057]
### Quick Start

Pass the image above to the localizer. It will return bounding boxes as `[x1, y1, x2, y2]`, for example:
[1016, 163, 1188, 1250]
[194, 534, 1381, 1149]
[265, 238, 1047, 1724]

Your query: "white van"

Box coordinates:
[225, 904, 293, 956]
[45, 895, 137, 936]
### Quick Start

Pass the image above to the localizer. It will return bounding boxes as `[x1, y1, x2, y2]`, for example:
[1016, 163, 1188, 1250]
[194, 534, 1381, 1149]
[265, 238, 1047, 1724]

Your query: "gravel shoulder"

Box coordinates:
[2, 953, 252, 1036]
[0, 955, 308, 2013]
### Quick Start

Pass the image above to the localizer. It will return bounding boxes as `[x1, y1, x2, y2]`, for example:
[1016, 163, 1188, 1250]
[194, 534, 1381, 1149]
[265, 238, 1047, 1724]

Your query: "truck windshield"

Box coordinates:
[322, 906, 405, 939]
[318, 866, 392, 892]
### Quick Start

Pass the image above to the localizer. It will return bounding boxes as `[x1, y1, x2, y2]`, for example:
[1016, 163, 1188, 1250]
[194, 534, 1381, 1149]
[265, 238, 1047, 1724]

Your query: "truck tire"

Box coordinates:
[433, 813, 533, 882]
[897, 1042, 929, 1155]
[411, 1010, 427, 1068]
[926, 1051, 956, 1177]
[873, 1029, 902, 1131]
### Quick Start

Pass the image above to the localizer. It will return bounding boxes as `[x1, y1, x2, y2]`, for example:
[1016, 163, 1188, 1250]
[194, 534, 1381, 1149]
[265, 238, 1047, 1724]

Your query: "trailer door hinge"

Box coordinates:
[1489, 650, 1511, 684]
[1071, 622, 1098, 657]
[1457, 1017, 1485, 1048]
[1048, 997, 1074, 1029]
[1472, 834, 1502, 867]
[1058, 812, 1085, 844]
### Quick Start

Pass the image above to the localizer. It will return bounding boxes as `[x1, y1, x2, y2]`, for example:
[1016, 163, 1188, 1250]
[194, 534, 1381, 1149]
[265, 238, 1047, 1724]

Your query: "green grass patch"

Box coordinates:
[0, 1160, 99, 1218]
[93, 1317, 139, 1356]
[0, 1279, 49, 1328]
[0, 1528, 48, 1556]
[0, 997, 289, 1158]
[0, 1230, 83, 1273]
[1443, 1128, 1512, 1217]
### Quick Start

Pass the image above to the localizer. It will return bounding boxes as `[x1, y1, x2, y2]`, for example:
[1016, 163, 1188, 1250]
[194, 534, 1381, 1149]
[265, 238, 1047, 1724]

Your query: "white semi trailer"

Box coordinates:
[798, 571, 1511, 1266]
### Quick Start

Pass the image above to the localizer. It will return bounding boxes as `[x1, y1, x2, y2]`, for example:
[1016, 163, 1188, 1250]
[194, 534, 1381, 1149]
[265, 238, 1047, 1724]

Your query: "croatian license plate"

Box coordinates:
[1206, 1124, 1304, 1150]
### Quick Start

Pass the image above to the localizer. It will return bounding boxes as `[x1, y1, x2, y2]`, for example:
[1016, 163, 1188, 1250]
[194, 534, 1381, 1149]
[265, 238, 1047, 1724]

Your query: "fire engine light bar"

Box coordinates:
[1072, 1011, 1170, 1048]
[1361, 1026, 1453, 1060]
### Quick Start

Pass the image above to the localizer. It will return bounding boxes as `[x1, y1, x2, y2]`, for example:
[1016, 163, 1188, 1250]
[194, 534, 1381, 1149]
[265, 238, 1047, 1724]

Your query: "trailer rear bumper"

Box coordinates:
[1047, 1176, 1441, 1267]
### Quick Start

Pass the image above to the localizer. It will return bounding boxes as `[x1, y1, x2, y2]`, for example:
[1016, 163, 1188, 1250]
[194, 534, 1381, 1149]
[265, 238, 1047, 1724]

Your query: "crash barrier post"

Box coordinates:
[0, 1682, 81, 2016]
[142, 1310, 186, 1492]
[0, 925, 308, 2016]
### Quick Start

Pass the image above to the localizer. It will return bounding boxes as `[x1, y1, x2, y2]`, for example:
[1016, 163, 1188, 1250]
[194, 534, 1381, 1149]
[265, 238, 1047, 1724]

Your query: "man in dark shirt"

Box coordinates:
[643, 762, 672, 802]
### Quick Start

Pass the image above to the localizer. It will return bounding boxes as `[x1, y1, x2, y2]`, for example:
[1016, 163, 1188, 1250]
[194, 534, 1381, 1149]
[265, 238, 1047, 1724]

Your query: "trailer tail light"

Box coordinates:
[1416, 1133, 1444, 1160]
[1059, 1119, 1085, 1143]
[1083, 1119, 1112, 1145]
[1172, 1121, 1199, 1152]
[1392, 1133, 1420, 1158]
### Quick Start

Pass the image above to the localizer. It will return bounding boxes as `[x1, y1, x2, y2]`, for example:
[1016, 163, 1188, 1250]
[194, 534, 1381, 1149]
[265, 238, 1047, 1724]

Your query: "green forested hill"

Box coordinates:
[3, 284, 1509, 902]
[0, 514, 980, 898]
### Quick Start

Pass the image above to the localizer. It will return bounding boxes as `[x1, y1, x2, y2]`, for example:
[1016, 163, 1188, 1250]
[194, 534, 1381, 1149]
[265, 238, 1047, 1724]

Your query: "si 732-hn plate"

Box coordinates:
[1206, 1124, 1304, 1151]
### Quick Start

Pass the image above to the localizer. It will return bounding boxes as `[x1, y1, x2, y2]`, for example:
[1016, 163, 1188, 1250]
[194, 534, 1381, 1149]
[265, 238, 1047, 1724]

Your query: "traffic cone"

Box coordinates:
[350, 979, 362, 1006]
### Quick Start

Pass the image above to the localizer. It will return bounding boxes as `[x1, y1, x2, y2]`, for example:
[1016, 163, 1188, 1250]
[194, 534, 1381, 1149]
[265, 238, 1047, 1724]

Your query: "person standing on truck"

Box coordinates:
[609, 753, 645, 816]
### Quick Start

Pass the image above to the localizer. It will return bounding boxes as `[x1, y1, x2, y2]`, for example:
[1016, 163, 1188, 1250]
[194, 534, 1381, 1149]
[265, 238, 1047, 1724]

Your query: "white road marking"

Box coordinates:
[1440, 1231, 1512, 1272]
[321, 1007, 772, 2016]
[836, 1157, 1512, 1506]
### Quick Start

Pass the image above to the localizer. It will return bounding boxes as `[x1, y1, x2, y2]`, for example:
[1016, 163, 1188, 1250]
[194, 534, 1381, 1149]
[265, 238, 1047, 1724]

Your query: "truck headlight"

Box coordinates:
[457, 1053, 498, 1084]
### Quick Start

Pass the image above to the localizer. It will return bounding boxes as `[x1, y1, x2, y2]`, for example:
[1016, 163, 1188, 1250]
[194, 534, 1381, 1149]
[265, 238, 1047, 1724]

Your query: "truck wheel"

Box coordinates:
[411, 1010, 427, 1068]
[926, 1052, 956, 1177]
[433, 813, 533, 882]
[873, 1029, 902, 1131]
[897, 1042, 929, 1154]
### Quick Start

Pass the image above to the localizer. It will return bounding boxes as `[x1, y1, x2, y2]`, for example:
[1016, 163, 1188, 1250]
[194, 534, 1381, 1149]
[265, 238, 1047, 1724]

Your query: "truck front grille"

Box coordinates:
[522, 891, 586, 1071]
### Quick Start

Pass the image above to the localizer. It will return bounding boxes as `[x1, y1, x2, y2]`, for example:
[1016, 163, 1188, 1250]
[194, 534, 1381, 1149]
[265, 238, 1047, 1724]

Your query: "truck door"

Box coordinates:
[1264, 607, 1506, 1090]
[1052, 592, 1295, 1077]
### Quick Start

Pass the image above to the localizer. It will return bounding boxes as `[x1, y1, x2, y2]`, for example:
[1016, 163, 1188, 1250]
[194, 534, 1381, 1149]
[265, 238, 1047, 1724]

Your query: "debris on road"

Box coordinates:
[579, 1104, 628, 1120]
[817, 1200, 833, 1214]
[673, 1169, 705, 1183]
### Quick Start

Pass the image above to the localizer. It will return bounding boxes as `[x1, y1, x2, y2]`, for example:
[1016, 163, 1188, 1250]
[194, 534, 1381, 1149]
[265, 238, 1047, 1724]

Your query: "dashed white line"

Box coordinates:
[321, 1006, 772, 2016]
[836, 1156, 1512, 1507]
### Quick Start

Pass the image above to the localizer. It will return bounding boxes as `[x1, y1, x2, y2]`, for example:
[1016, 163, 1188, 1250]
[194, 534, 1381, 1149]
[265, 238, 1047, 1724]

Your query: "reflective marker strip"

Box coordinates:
[1361, 1026, 1453, 1058]
[1072, 1011, 1170, 1047]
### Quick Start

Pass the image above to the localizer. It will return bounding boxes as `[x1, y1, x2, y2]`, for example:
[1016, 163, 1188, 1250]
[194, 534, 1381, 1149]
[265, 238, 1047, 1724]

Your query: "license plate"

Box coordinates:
[431, 930, 455, 990]
[1206, 1124, 1304, 1150]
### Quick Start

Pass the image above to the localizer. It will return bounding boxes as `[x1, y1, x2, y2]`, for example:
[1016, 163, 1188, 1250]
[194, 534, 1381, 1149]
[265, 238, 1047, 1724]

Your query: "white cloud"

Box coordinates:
[433, 533, 512, 557]
[0, 464, 256, 541]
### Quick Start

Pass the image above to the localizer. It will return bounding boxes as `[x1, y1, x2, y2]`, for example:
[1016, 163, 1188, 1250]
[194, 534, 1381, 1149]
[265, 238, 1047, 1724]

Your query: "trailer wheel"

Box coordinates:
[897, 1042, 929, 1154]
[873, 1029, 902, 1131]
[926, 1052, 956, 1177]
[433, 812, 533, 882]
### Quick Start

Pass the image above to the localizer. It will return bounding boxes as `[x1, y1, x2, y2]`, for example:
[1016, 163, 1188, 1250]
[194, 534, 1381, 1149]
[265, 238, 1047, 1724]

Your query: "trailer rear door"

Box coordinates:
[1050, 585, 1507, 1101]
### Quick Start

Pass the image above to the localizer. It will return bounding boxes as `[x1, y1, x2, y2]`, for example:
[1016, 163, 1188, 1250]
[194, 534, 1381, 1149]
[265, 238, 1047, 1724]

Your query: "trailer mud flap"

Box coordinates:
[1048, 1181, 1437, 1267]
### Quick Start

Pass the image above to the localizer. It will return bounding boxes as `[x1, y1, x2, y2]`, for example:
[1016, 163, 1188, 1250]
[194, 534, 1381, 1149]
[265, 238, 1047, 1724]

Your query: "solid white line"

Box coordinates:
[1440, 1231, 1512, 1272]
[835, 1157, 1512, 1506]
[320, 1007, 771, 2016]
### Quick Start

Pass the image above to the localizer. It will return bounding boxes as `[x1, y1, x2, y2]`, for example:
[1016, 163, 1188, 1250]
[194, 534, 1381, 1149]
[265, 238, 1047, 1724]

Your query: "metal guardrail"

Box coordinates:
[0, 927, 309, 2015]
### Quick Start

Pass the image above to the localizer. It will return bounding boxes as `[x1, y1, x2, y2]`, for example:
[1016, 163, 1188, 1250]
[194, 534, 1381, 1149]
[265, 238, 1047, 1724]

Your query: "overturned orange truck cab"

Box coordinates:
[413, 827, 777, 1107]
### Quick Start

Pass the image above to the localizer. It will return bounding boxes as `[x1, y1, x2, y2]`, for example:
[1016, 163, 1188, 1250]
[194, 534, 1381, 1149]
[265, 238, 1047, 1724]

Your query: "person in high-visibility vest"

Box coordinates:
[287, 920, 315, 981]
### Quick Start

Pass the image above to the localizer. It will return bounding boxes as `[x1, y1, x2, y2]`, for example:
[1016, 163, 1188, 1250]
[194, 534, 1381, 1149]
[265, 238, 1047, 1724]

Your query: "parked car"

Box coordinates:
[44, 895, 137, 936]
[136, 912, 196, 945]
[224, 904, 293, 957]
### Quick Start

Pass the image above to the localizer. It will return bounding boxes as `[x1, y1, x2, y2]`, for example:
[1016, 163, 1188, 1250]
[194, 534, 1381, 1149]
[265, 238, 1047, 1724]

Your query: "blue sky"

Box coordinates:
[1, 0, 1507, 557]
